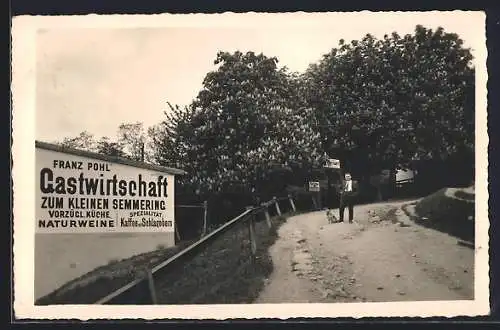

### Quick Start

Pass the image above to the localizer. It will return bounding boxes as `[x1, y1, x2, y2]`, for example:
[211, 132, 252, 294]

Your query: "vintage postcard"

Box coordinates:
[12, 11, 489, 319]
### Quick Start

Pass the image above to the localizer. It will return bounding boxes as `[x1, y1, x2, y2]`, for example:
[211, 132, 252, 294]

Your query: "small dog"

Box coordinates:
[326, 209, 340, 224]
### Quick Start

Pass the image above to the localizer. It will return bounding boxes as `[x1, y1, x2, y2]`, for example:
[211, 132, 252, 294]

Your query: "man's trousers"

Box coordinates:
[339, 194, 355, 223]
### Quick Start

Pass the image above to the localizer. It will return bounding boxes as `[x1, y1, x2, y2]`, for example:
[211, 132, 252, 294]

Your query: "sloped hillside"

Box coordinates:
[412, 187, 475, 243]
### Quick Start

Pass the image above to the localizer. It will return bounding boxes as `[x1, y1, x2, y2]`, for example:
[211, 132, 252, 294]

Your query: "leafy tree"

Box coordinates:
[146, 124, 166, 165]
[117, 122, 146, 161]
[148, 103, 196, 169]
[157, 51, 326, 196]
[95, 136, 125, 157]
[60, 131, 97, 152]
[304, 25, 475, 183]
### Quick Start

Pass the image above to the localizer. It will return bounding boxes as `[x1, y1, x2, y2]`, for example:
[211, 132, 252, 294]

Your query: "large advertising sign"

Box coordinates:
[36, 147, 175, 234]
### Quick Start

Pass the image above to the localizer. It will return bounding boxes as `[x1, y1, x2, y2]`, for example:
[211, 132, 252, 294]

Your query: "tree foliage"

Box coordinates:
[95, 136, 125, 157]
[58, 122, 150, 161]
[148, 103, 196, 169]
[156, 51, 326, 194]
[117, 122, 146, 161]
[60, 131, 97, 152]
[56, 25, 476, 206]
[304, 25, 475, 176]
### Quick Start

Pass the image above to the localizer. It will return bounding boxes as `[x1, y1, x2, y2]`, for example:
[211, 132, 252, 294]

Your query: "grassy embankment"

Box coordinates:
[36, 213, 289, 305]
[402, 187, 475, 243]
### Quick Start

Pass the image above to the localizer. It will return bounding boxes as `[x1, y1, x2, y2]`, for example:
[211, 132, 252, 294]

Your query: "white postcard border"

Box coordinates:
[12, 11, 490, 319]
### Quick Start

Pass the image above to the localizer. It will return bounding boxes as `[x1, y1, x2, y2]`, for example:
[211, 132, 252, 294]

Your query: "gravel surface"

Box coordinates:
[255, 201, 474, 303]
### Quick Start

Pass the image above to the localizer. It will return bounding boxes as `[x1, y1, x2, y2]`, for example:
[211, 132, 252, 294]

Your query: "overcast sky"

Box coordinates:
[35, 12, 484, 143]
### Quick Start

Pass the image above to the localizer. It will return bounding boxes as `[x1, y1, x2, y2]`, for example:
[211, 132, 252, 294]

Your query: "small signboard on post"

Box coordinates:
[309, 181, 320, 192]
[324, 158, 341, 169]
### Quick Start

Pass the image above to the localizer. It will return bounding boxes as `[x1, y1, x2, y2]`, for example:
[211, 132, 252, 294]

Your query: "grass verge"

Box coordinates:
[35, 240, 195, 305]
[36, 214, 289, 305]
[405, 188, 475, 243]
[153, 214, 289, 304]
[454, 189, 475, 201]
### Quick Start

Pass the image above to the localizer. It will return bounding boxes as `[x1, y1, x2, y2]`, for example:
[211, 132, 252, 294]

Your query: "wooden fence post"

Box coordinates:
[273, 196, 282, 216]
[263, 203, 273, 229]
[245, 206, 257, 257]
[311, 193, 318, 210]
[201, 200, 208, 237]
[146, 269, 158, 304]
[288, 194, 296, 212]
[175, 224, 181, 242]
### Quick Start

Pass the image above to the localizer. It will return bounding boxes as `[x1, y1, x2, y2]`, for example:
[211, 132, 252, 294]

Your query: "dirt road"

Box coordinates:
[255, 201, 474, 303]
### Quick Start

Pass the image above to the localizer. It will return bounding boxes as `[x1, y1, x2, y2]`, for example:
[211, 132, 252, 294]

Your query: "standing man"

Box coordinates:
[339, 172, 359, 223]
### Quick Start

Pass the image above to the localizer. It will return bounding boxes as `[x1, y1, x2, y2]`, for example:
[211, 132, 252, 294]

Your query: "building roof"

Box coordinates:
[35, 140, 187, 176]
